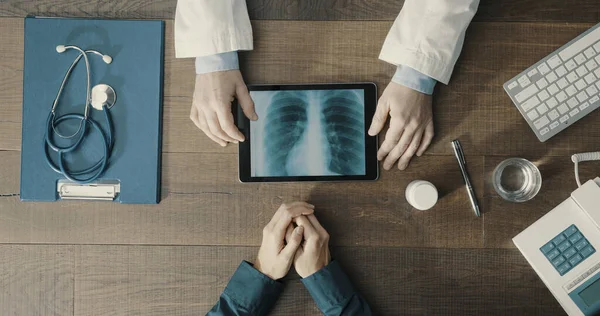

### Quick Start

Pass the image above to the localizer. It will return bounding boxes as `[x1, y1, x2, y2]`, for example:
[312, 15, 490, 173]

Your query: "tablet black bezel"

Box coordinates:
[237, 83, 379, 183]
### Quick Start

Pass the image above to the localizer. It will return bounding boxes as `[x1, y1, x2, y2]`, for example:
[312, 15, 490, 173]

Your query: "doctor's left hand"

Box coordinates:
[190, 70, 258, 147]
[368, 82, 434, 170]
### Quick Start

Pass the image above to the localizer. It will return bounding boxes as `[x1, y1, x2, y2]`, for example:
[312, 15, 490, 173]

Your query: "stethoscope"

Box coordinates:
[44, 44, 117, 184]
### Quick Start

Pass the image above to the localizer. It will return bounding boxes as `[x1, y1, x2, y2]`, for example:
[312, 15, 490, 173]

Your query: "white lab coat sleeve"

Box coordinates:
[175, 0, 253, 58]
[379, 0, 480, 84]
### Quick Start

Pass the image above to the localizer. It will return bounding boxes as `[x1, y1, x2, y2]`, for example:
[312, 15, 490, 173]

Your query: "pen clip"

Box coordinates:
[452, 140, 467, 165]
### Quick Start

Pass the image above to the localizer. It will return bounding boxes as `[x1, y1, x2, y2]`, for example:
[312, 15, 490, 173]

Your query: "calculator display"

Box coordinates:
[579, 278, 600, 306]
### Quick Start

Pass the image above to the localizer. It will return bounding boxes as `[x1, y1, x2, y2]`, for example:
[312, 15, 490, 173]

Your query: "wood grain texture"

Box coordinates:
[0, 150, 485, 247]
[0, 245, 74, 316]
[482, 155, 599, 248]
[0, 0, 599, 23]
[74, 245, 563, 316]
[2, 19, 600, 155]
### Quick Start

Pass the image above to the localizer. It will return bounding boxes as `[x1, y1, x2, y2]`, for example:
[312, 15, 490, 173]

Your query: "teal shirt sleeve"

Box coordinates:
[392, 64, 437, 95]
[207, 261, 283, 316]
[301, 260, 373, 316]
[196, 51, 240, 74]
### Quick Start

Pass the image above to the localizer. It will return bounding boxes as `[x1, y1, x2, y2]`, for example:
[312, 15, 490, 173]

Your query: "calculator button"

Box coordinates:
[552, 256, 566, 267]
[547, 249, 561, 260]
[558, 241, 571, 252]
[568, 254, 583, 266]
[569, 232, 583, 244]
[557, 262, 572, 275]
[581, 246, 596, 258]
[575, 239, 589, 250]
[564, 225, 578, 236]
[563, 247, 577, 258]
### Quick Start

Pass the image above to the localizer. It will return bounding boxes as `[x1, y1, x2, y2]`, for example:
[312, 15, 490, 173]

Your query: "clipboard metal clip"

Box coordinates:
[57, 180, 120, 201]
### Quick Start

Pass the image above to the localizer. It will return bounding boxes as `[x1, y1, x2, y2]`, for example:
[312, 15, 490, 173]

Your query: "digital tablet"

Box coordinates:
[237, 83, 379, 182]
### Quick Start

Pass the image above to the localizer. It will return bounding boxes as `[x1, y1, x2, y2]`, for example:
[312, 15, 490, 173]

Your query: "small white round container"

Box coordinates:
[405, 180, 438, 211]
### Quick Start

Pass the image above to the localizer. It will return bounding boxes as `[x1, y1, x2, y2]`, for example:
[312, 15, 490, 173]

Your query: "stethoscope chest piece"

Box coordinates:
[91, 84, 117, 110]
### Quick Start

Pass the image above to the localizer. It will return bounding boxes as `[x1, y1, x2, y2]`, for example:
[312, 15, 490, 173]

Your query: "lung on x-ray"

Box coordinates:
[250, 89, 366, 177]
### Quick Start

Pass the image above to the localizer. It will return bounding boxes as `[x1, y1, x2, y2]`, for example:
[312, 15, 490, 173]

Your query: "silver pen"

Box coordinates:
[451, 140, 481, 217]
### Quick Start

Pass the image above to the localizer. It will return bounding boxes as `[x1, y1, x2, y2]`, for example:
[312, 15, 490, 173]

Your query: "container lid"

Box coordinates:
[409, 182, 438, 211]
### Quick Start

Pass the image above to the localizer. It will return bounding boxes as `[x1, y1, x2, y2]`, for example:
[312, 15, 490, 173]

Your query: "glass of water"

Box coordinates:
[493, 158, 542, 202]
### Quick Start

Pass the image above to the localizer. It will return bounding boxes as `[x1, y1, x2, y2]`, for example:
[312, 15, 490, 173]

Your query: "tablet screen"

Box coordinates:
[249, 89, 366, 177]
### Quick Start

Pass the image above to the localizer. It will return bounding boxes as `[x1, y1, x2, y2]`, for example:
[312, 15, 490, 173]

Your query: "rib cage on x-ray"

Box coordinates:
[263, 90, 365, 176]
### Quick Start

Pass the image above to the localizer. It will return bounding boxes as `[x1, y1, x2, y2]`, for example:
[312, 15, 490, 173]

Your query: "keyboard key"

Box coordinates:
[564, 225, 578, 236]
[536, 78, 549, 89]
[570, 108, 580, 117]
[557, 91, 568, 102]
[547, 248, 561, 260]
[548, 55, 562, 68]
[536, 103, 549, 114]
[522, 96, 541, 111]
[575, 53, 587, 65]
[550, 121, 560, 129]
[557, 78, 569, 89]
[534, 116, 550, 129]
[576, 65, 588, 77]
[538, 90, 550, 101]
[566, 59, 577, 71]
[564, 247, 577, 258]
[558, 103, 569, 114]
[548, 83, 560, 95]
[569, 232, 583, 244]
[558, 240, 572, 252]
[560, 115, 570, 123]
[546, 71, 558, 83]
[557, 262, 572, 275]
[538, 63, 551, 75]
[527, 109, 539, 120]
[595, 67, 600, 78]
[589, 95, 600, 104]
[585, 72, 597, 84]
[552, 256, 566, 267]
[568, 98, 579, 108]
[580, 102, 590, 111]
[566, 85, 578, 96]
[586, 85, 598, 96]
[507, 81, 518, 90]
[586, 59, 598, 71]
[585, 47, 597, 59]
[594, 41, 600, 52]
[515, 84, 538, 103]
[567, 71, 579, 83]
[556, 65, 568, 77]
[596, 81, 600, 90]
[540, 127, 550, 135]
[577, 91, 589, 102]
[575, 239, 590, 250]
[596, 54, 600, 64]
[581, 246, 596, 258]
[528, 68, 539, 77]
[518, 75, 532, 87]
[546, 97, 558, 108]
[569, 254, 584, 266]
[548, 109, 560, 120]
[576, 79, 587, 90]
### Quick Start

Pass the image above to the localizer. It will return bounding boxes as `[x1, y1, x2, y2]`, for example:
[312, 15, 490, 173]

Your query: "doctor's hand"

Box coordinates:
[190, 70, 258, 147]
[288, 214, 331, 278]
[368, 82, 434, 171]
[253, 202, 315, 280]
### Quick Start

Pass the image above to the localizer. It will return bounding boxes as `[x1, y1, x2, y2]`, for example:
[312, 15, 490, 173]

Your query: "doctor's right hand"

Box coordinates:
[190, 70, 258, 147]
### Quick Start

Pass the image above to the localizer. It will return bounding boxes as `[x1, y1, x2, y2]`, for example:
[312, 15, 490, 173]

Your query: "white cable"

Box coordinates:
[572, 152, 600, 187]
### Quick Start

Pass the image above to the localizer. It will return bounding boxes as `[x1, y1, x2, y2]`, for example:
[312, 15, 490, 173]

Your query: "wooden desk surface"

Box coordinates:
[1, 1, 599, 315]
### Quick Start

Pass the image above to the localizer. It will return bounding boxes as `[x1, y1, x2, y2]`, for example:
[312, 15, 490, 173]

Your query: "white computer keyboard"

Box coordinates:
[504, 23, 600, 142]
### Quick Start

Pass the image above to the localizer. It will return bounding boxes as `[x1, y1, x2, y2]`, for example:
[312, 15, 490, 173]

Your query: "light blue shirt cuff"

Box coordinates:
[195, 51, 240, 74]
[391, 65, 437, 95]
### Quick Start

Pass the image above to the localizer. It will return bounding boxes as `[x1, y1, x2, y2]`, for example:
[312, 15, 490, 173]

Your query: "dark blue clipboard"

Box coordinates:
[20, 17, 164, 204]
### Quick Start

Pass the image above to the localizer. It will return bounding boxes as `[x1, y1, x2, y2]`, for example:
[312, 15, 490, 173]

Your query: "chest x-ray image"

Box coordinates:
[250, 89, 366, 177]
